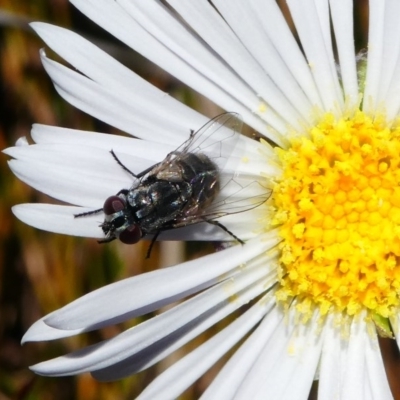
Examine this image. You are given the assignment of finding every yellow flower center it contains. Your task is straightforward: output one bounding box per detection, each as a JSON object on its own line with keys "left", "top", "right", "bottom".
{"left": 273, "top": 111, "right": 400, "bottom": 319}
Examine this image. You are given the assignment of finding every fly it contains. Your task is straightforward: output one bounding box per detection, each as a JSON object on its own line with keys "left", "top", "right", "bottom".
{"left": 76, "top": 113, "right": 270, "bottom": 258}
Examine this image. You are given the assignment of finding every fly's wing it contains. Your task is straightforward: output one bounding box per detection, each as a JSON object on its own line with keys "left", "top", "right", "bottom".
{"left": 169, "top": 179, "right": 272, "bottom": 229}
{"left": 164, "top": 112, "right": 243, "bottom": 172}
{"left": 166, "top": 113, "right": 270, "bottom": 228}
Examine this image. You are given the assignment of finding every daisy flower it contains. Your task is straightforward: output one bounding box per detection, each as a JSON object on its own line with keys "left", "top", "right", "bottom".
{"left": 5, "top": 0, "right": 400, "bottom": 398}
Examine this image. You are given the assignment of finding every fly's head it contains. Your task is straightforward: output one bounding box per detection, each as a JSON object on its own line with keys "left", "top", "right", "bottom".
{"left": 101, "top": 195, "right": 142, "bottom": 244}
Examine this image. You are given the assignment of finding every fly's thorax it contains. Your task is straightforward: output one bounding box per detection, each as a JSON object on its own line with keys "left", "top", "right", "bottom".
{"left": 127, "top": 179, "right": 193, "bottom": 229}
{"left": 154, "top": 160, "right": 183, "bottom": 182}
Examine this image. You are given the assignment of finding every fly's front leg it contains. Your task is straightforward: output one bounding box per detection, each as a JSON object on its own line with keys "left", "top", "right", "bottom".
{"left": 110, "top": 149, "right": 160, "bottom": 179}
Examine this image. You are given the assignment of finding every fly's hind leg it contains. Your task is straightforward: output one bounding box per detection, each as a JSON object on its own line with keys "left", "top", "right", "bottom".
{"left": 146, "top": 230, "right": 162, "bottom": 259}
{"left": 206, "top": 220, "right": 245, "bottom": 244}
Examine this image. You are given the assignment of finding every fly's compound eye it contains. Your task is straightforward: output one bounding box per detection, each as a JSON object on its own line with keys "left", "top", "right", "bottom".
{"left": 119, "top": 224, "right": 142, "bottom": 244}
{"left": 102, "top": 195, "right": 142, "bottom": 244}
{"left": 103, "top": 195, "right": 126, "bottom": 215}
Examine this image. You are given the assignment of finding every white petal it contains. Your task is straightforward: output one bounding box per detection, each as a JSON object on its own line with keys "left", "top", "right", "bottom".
{"left": 390, "top": 313, "right": 400, "bottom": 344}
{"left": 70, "top": 0, "right": 282, "bottom": 144}
{"left": 365, "top": 321, "right": 393, "bottom": 400}
{"left": 319, "top": 315, "right": 374, "bottom": 400}
{"left": 117, "top": 0, "right": 257, "bottom": 110}
{"left": 329, "top": 0, "right": 358, "bottom": 109}
{"left": 201, "top": 304, "right": 286, "bottom": 400}
{"left": 136, "top": 295, "right": 274, "bottom": 400}
{"left": 213, "top": 0, "right": 314, "bottom": 123}
{"left": 287, "top": 0, "right": 343, "bottom": 114}
{"left": 22, "top": 315, "right": 85, "bottom": 343}
{"left": 41, "top": 234, "right": 278, "bottom": 330}
{"left": 375, "top": 1, "right": 400, "bottom": 106}
{"left": 250, "top": 309, "right": 322, "bottom": 399}
{"left": 378, "top": 1, "right": 400, "bottom": 121}
{"left": 7, "top": 144, "right": 135, "bottom": 207}
{"left": 232, "top": 305, "right": 300, "bottom": 398}
{"left": 93, "top": 270, "right": 277, "bottom": 381}
{"left": 13, "top": 204, "right": 103, "bottom": 238}
{"left": 30, "top": 124, "right": 173, "bottom": 155}
{"left": 318, "top": 315, "right": 345, "bottom": 399}
{"left": 362, "top": 0, "right": 385, "bottom": 115}
{"left": 339, "top": 317, "right": 368, "bottom": 399}
{"left": 249, "top": 0, "right": 323, "bottom": 111}
{"left": 40, "top": 51, "right": 189, "bottom": 145}
{"left": 31, "top": 255, "right": 278, "bottom": 376}
{"left": 168, "top": 0, "right": 311, "bottom": 132}
{"left": 31, "top": 22, "right": 206, "bottom": 133}
{"left": 30, "top": 123, "right": 266, "bottom": 162}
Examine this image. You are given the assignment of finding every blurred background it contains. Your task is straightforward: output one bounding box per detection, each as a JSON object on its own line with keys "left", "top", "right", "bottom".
{"left": 1, "top": 1, "right": 397, "bottom": 400}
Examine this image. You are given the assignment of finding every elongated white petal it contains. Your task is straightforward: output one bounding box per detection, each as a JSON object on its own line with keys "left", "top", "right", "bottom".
{"left": 379, "top": 1, "right": 400, "bottom": 121}
{"left": 168, "top": 0, "right": 310, "bottom": 132}
{"left": 31, "top": 124, "right": 173, "bottom": 155}
{"left": 249, "top": 0, "right": 323, "bottom": 112}
{"left": 237, "top": 307, "right": 320, "bottom": 399}
{"left": 320, "top": 315, "right": 375, "bottom": 399}
{"left": 390, "top": 313, "right": 400, "bottom": 344}
{"left": 13, "top": 204, "right": 104, "bottom": 238}
{"left": 70, "top": 0, "right": 284, "bottom": 143}
{"left": 317, "top": 315, "right": 345, "bottom": 399}
{"left": 41, "top": 52, "right": 191, "bottom": 145}
{"left": 117, "top": 0, "right": 257, "bottom": 109}
{"left": 40, "top": 234, "right": 278, "bottom": 330}
{"left": 287, "top": 0, "right": 343, "bottom": 114}
{"left": 7, "top": 145, "right": 135, "bottom": 207}
{"left": 137, "top": 294, "right": 274, "bottom": 400}
{"left": 375, "top": 1, "right": 400, "bottom": 106}
{"left": 329, "top": 0, "right": 358, "bottom": 109}
{"left": 31, "top": 256, "right": 278, "bottom": 376}
{"left": 340, "top": 317, "right": 367, "bottom": 399}
{"left": 362, "top": 0, "right": 385, "bottom": 115}
{"left": 30, "top": 123, "right": 266, "bottom": 159}
{"left": 31, "top": 22, "right": 206, "bottom": 133}
{"left": 93, "top": 264, "right": 277, "bottom": 380}
{"left": 22, "top": 315, "right": 86, "bottom": 343}
{"left": 212, "top": 0, "right": 313, "bottom": 124}
{"left": 365, "top": 321, "right": 393, "bottom": 399}
{"left": 201, "top": 305, "right": 284, "bottom": 400}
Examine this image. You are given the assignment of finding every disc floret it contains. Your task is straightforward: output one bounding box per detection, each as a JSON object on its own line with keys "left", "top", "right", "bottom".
{"left": 273, "top": 111, "right": 400, "bottom": 318}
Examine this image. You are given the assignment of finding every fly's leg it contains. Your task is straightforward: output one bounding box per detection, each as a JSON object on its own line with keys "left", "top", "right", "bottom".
{"left": 110, "top": 149, "right": 160, "bottom": 179}
{"left": 146, "top": 231, "right": 162, "bottom": 259}
{"left": 206, "top": 220, "right": 245, "bottom": 244}
{"left": 98, "top": 236, "right": 116, "bottom": 244}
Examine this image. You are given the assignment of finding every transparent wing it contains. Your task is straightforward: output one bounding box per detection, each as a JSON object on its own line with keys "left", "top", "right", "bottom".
{"left": 169, "top": 179, "right": 271, "bottom": 229}
{"left": 206, "top": 178, "right": 271, "bottom": 217}
{"left": 164, "top": 112, "right": 243, "bottom": 172}
{"left": 166, "top": 112, "right": 270, "bottom": 226}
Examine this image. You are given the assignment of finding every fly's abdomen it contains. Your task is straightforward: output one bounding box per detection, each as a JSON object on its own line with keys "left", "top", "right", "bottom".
{"left": 180, "top": 153, "right": 220, "bottom": 212}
